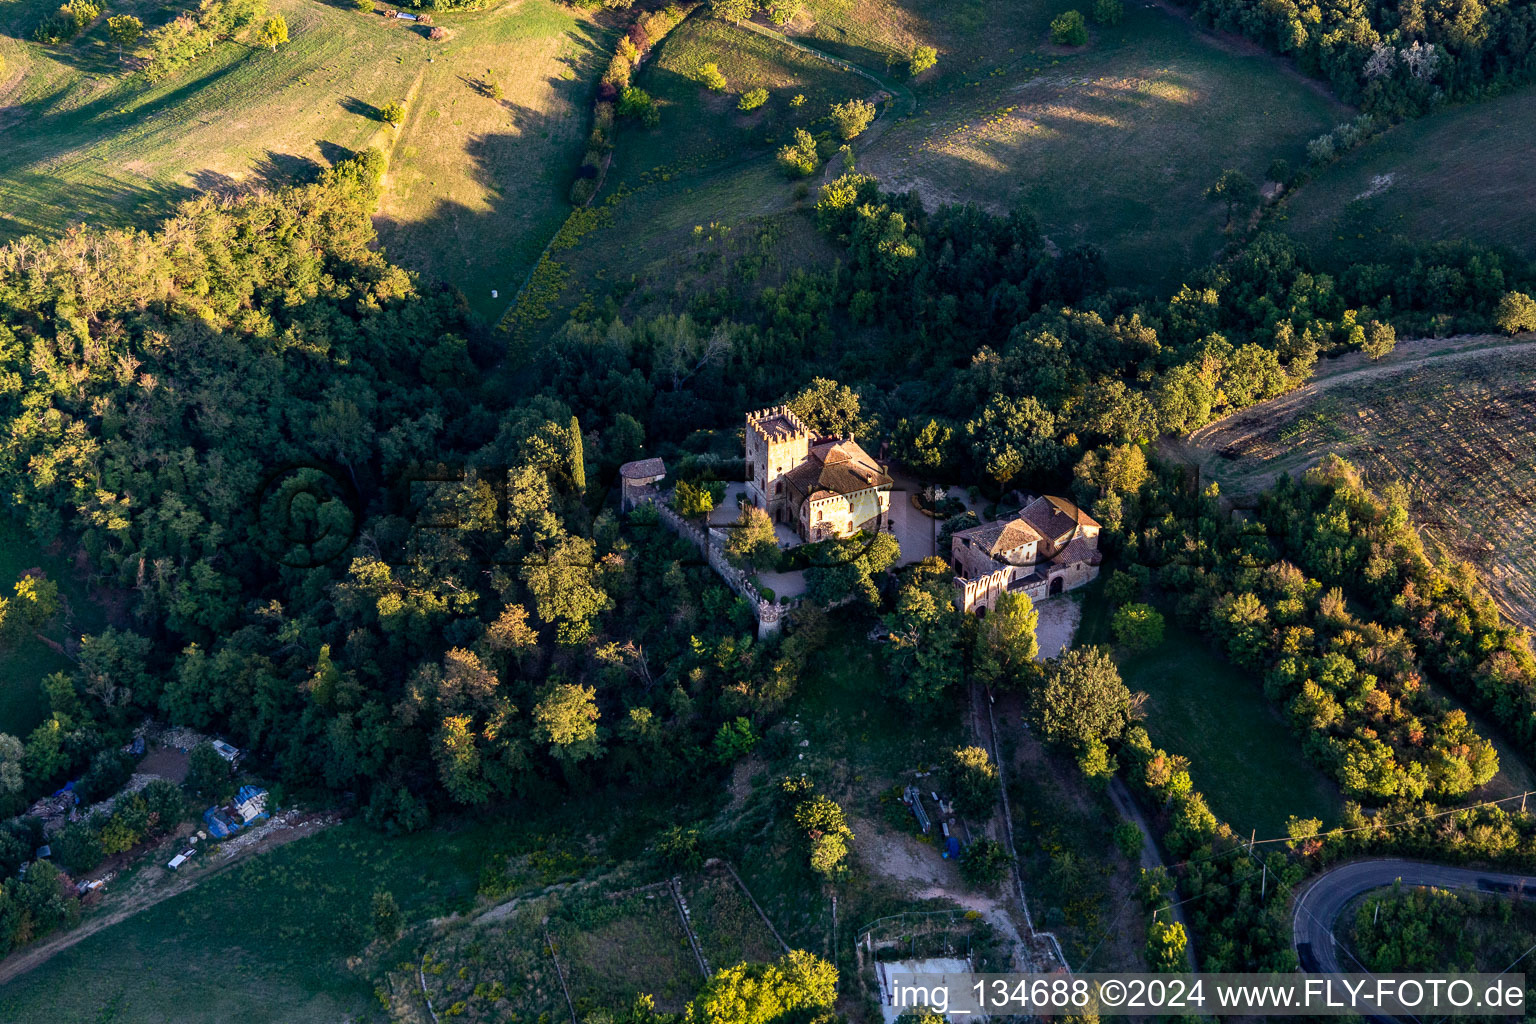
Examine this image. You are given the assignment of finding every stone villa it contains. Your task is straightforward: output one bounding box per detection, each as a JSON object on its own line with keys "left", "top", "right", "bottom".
{"left": 952, "top": 495, "right": 1102, "bottom": 614}
{"left": 745, "top": 406, "right": 893, "bottom": 542}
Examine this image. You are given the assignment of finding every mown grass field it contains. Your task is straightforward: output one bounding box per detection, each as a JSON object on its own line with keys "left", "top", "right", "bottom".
{"left": 1078, "top": 593, "right": 1344, "bottom": 837}
{"left": 0, "top": 0, "right": 606, "bottom": 319}
{"left": 857, "top": 1, "right": 1349, "bottom": 290}
{"left": 1280, "top": 85, "right": 1536, "bottom": 265}
{"left": 0, "top": 784, "right": 713, "bottom": 1023}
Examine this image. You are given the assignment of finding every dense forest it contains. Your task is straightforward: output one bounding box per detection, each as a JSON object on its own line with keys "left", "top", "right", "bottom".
{"left": 1171, "top": 0, "right": 1536, "bottom": 116}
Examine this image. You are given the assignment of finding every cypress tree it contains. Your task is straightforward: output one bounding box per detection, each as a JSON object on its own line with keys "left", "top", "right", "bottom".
{"left": 569, "top": 415, "right": 586, "bottom": 493}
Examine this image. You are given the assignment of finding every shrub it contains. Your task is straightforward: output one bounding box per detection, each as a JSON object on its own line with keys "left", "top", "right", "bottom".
{"left": 617, "top": 86, "right": 659, "bottom": 126}
{"left": 1495, "top": 291, "right": 1536, "bottom": 334}
{"left": 78, "top": 749, "right": 135, "bottom": 803}
{"left": 698, "top": 61, "right": 728, "bottom": 91}
{"left": 766, "top": 0, "right": 798, "bottom": 24}
{"left": 738, "top": 87, "right": 768, "bottom": 111}
{"left": 1113, "top": 821, "right": 1144, "bottom": 860}
{"left": 353, "top": 0, "right": 372, "bottom": 10}
{"left": 184, "top": 742, "right": 232, "bottom": 802}
{"left": 829, "top": 98, "right": 876, "bottom": 140}
{"left": 1091, "top": 0, "right": 1123, "bottom": 25}
{"left": 54, "top": 820, "right": 104, "bottom": 875}
{"left": 909, "top": 44, "right": 937, "bottom": 76}
{"left": 776, "top": 128, "right": 819, "bottom": 177}
{"left": 789, "top": 93, "right": 805, "bottom": 107}
{"left": 32, "top": 0, "right": 101, "bottom": 44}
{"left": 428, "top": 26, "right": 445, "bottom": 40}
{"left": 945, "top": 745, "right": 1000, "bottom": 819}
{"left": 1049, "top": 9, "right": 1088, "bottom": 46}
{"left": 380, "top": 101, "right": 406, "bottom": 127}
{"left": 1111, "top": 602, "right": 1165, "bottom": 651}
{"left": 959, "top": 837, "right": 1012, "bottom": 886}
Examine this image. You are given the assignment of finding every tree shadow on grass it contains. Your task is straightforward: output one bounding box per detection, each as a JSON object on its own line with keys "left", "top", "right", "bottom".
{"left": 0, "top": 169, "right": 197, "bottom": 244}
{"left": 340, "top": 95, "right": 388, "bottom": 121}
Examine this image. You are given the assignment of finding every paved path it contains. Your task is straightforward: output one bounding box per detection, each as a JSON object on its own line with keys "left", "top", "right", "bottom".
{"left": 1292, "top": 858, "right": 1536, "bottom": 975}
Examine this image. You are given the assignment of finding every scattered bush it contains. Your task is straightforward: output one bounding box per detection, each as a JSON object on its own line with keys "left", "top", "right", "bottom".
{"left": 698, "top": 61, "right": 728, "bottom": 91}
{"left": 617, "top": 86, "right": 659, "bottom": 126}
{"left": 1495, "top": 291, "right": 1536, "bottom": 334}
{"left": 1111, "top": 602, "right": 1165, "bottom": 651}
{"left": 32, "top": 0, "right": 101, "bottom": 44}
{"left": 766, "top": 0, "right": 798, "bottom": 24}
{"left": 829, "top": 98, "right": 876, "bottom": 140}
{"left": 738, "top": 87, "right": 768, "bottom": 111}
{"left": 1049, "top": 9, "right": 1088, "bottom": 46}
{"left": 776, "top": 127, "right": 819, "bottom": 177}
{"left": 959, "top": 837, "right": 1012, "bottom": 886}
{"left": 1091, "top": 0, "right": 1123, "bottom": 25}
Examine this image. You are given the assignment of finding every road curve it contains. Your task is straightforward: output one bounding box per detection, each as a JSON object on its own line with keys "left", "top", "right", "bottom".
{"left": 1292, "top": 858, "right": 1536, "bottom": 975}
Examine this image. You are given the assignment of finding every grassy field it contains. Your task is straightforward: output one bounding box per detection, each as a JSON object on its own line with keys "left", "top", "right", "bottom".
{"left": 1078, "top": 593, "right": 1344, "bottom": 837}
{"left": 0, "top": 782, "right": 714, "bottom": 1023}
{"left": 552, "top": 888, "right": 703, "bottom": 1012}
{"left": 0, "top": 0, "right": 606, "bottom": 320}
{"left": 856, "top": 1, "right": 1349, "bottom": 290}
{"left": 681, "top": 867, "right": 784, "bottom": 969}
{"left": 507, "top": 10, "right": 867, "bottom": 340}
{"left": 1281, "top": 85, "right": 1536, "bottom": 265}
{"left": 1182, "top": 343, "right": 1536, "bottom": 629}
{"left": 0, "top": 819, "right": 505, "bottom": 1022}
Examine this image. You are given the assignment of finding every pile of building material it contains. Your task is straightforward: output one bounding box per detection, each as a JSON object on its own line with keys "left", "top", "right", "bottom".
{"left": 203, "top": 785, "right": 269, "bottom": 838}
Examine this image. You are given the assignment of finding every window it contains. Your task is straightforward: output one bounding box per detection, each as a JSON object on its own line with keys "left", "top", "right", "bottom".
{"left": 775, "top": 482, "right": 783, "bottom": 494}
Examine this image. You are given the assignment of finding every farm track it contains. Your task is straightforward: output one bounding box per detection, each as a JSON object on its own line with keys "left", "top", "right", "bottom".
{"left": 1172, "top": 331, "right": 1536, "bottom": 626}
{"left": 1183, "top": 332, "right": 1536, "bottom": 463}
{"left": 0, "top": 812, "right": 336, "bottom": 986}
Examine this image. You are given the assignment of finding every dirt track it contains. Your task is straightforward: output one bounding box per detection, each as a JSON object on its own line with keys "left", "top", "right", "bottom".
{"left": 0, "top": 811, "right": 336, "bottom": 987}
{"left": 1172, "top": 332, "right": 1536, "bottom": 495}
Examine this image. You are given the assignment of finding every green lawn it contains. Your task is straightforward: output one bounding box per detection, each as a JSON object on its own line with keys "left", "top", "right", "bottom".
{"left": 0, "top": 783, "right": 716, "bottom": 1023}
{"left": 509, "top": 11, "right": 865, "bottom": 341}
{"left": 1280, "top": 84, "right": 1536, "bottom": 266}
{"left": 1119, "top": 626, "right": 1344, "bottom": 837}
{"left": 1078, "top": 592, "right": 1344, "bottom": 838}
{"left": 0, "top": 0, "right": 605, "bottom": 320}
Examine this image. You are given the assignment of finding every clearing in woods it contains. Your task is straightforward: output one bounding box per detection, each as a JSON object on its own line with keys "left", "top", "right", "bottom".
{"left": 1279, "top": 84, "right": 1536, "bottom": 265}
{"left": 1176, "top": 334, "right": 1536, "bottom": 628}
{"left": 0, "top": 521, "right": 108, "bottom": 737}
{"left": 0, "top": 0, "right": 607, "bottom": 320}
{"left": 1076, "top": 590, "right": 1346, "bottom": 838}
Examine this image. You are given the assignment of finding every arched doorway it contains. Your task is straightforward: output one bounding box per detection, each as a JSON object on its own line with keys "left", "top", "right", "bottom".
{"left": 1049, "top": 575, "right": 1065, "bottom": 596}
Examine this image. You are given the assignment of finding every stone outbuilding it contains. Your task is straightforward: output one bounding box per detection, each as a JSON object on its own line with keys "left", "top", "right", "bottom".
{"left": 619, "top": 457, "right": 667, "bottom": 512}
{"left": 952, "top": 495, "right": 1102, "bottom": 614}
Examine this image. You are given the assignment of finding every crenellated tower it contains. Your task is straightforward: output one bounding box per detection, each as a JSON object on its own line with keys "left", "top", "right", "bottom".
{"left": 745, "top": 406, "right": 810, "bottom": 523}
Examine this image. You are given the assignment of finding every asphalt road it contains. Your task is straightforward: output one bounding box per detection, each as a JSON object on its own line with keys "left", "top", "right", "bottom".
{"left": 1292, "top": 858, "right": 1536, "bottom": 975}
